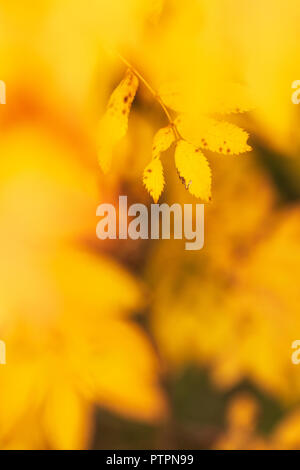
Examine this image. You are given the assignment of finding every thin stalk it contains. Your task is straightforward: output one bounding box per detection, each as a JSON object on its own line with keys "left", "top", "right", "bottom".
{"left": 116, "top": 52, "right": 180, "bottom": 140}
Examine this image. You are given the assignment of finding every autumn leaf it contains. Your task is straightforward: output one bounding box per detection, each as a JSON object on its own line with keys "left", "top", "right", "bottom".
{"left": 152, "top": 125, "right": 175, "bottom": 159}
{"left": 98, "top": 69, "right": 139, "bottom": 173}
{"left": 214, "top": 83, "right": 255, "bottom": 115}
{"left": 174, "top": 140, "right": 211, "bottom": 201}
{"left": 143, "top": 158, "right": 165, "bottom": 203}
{"left": 176, "top": 115, "right": 252, "bottom": 155}
{"left": 159, "top": 80, "right": 255, "bottom": 115}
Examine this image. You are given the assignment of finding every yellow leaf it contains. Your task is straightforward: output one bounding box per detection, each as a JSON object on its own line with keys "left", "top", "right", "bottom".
{"left": 159, "top": 80, "right": 254, "bottom": 115}
{"left": 158, "top": 81, "right": 186, "bottom": 113}
{"left": 175, "top": 140, "right": 211, "bottom": 201}
{"left": 152, "top": 125, "right": 175, "bottom": 159}
{"left": 143, "top": 158, "right": 165, "bottom": 203}
{"left": 176, "top": 115, "right": 252, "bottom": 155}
{"left": 98, "top": 69, "right": 139, "bottom": 173}
{"left": 214, "top": 83, "right": 255, "bottom": 115}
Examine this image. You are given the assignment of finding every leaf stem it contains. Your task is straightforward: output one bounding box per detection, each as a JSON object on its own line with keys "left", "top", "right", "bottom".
{"left": 115, "top": 52, "right": 180, "bottom": 140}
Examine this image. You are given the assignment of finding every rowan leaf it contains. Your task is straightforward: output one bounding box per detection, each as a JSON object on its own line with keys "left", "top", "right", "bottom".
{"left": 176, "top": 115, "right": 252, "bottom": 155}
{"left": 175, "top": 140, "right": 211, "bottom": 201}
{"left": 152, "top": 125, "right": 175, "bottom": 159}
{"left": 143, "top": 158, "right": 165, "bottom": 203}
{"left": 159, "top": 81, "right": 254, "bottom": 115}
{"left": 213, "top": 83, "right": 255, "bottom": 114}
{"left": 98, "top": 69, "right": 139, "bottom": 173}
{"left": 158, "top": 81, "right": 186, "bottom": 113}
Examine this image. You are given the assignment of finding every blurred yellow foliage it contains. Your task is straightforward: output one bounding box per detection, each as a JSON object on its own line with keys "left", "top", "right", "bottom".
{"left": 0, "top": 125, "right": 165, "bottom": 449}
{"left": 217, "top": 394, "right": 300, "bottom": 450}
{"left": 0, "top": 0, "right": 300, "bottom": 451}
{"left": 149, "top": 155, "right": 300, "bottom": 403}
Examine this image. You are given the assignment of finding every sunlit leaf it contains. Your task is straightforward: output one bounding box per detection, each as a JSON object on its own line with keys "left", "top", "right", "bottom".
{"left": 143, "top": 158, "right": 165, "bottom": 203}
{"left": 152, "top": 125, "right": 175, "bottom": 159}
{"left": 176, "top": 115, "right": 252, "bottom": 155}
{"left": 175, "top": 140, "right": 211, "bottom": 201}
{"left": 159, "top": 80, "right": 254, "bottom": 115}
{"left": 98, "top": 69, "right": 139, "bottom": 173}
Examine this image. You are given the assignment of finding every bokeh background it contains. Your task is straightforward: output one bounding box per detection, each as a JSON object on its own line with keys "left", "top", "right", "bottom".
{"left": 1, "top": 0, "right": 300, "bottom": 450}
